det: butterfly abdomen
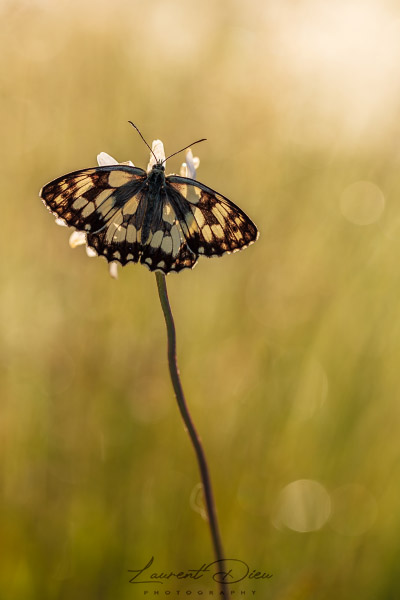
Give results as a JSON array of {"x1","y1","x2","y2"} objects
[{"x1": 140, "y1": 166, "x2": 165, "y2": 244}]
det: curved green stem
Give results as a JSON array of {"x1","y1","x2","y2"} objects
[{"x1": 155, "y1": 272, "x2": 228, "y2": 595}]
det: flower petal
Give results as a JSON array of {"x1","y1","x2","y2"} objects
[
  {"x1": 109, "y1": 262, "x2": 119, "y2": 279},
  {"x1": 147, "y1": 139, "x2": 165, "y2": 171},
  {"x1": 97, "y1": 152, "x2": 134, "y2": 167},
  {"x1": 97, "y1": 152, "x2": 119, "y2": 166},
  {"x1": 69, "y1": 231, "x2": 87, "y2": 248},
  {"x1": 180, "y1": 149, "x2": 200, "y2": 179},
  {"x1": 86, "y1": 246, "x2": 97, "y2": 257}
]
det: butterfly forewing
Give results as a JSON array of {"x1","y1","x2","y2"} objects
[
  {"x1": 40, "y1": 163, "x2": 258, "y2": 274},
  {"x1": 40, "y1": 165, "x2": 147, "y2": 233},
  {"x1": 166, "y1": 176, "x2": 259, "y2": 257}
]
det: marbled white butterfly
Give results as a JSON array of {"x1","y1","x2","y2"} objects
[{"x1": 40, "y1": 124, "x2": 259, "y2": 274}]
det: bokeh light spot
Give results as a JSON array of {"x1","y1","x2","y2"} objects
[
  {"x1": 340, "y1": 181, "x2": 385, "y2": 225},
  {"x1": 274, "y1": 479, "x2": 331, "y2": 532}
]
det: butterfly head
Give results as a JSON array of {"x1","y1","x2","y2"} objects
[{"x1": 148, "y1": 160, "x2": 166, "y2": 187}]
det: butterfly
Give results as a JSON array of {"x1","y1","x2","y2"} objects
[{"x1": 39, "y1": 125, "x2": 259, "y2": 274}]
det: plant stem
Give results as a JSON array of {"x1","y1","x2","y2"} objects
[{"x1": 155, "y1": 272, "x2": 228, "y2": 595}]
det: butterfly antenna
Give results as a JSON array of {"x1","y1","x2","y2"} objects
[
  {"x1": 128, "y1": 121, "x2": 157, "y2": 162},
  {"x1": 163, "y1": 138, "x2": 207, "y2": 164}
]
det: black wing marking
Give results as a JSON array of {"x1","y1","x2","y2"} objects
[
  {"x1": 166, "y1": 175, "x2": 259, "y2": 258},
  {"x1": 40, "y1": 165, "x2": 147, "y2": 234},
  {"x1": 87, "y1": 188, "x2": 198, "y2": 273}
]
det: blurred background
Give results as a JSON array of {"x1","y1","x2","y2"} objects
[{"x1": 2, "y1": 0, "x2": 400, "y2": 597}]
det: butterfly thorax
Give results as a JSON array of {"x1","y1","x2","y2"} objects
[
  {"x1": 140, "y1": 162, "x2": 166, "y2": 244},
  {"x1": 148, "y1": 162, "x2": 165, "y2": 184}
]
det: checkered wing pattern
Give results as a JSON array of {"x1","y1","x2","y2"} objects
[
  {"x1": 40, "y1": 165, "x2": 147, "y2": 234},
  {"x1": 40, "y1": 166, "x2": 258, "y2": 274},
  {"x1": 165, "y1": 175, "x2": 259, "y2": 259}
]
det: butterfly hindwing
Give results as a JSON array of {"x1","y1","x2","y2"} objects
[
  {"x1": 137, "y1": 192, "x2": 198, "y2": 272},
  {"x1": 85, "y1": 187, "x2": 148, "y2": 265}
]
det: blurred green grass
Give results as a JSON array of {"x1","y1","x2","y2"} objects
[{"x1": 2, "y1": 0, "x2": 400, "y2": 598}]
